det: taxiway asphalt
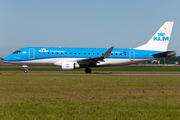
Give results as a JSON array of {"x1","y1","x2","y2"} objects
[{"x1": 2, "y1": 73, "x2": 180, "y2": 75}]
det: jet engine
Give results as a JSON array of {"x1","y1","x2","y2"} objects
[{"x1": 61, "y1": 62, "x2": 80, "y2": 70}]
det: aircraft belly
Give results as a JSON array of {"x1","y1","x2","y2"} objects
[
  {"x1": 13, "y1": 58, "x2": 86, "y2": 66},
  {"x1": 7, "y1": 58, "x2": 155, "y2": 67}
]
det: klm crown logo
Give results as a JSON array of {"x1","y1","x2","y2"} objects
[
  {"x1": 65, "y1": 64, "x2": 69, "y2": 68},
  {"x1": 157, "y1": 32, "x2": 165, "y2": 36},
  {"x1": 39, "y1": 48, "x2": 49, "y2": 52},
  {"x1": 153, "y1": 31, "x2": 169, "y2": 41}
]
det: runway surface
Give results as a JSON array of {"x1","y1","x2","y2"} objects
[{"x1": 1, "y1": 73, "x2": 180, "y2": 75}]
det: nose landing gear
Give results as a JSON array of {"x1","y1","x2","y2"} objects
[
  {"x1": 24, "y1": 68, "x2": 28, "y2": 73},
  {"x1": 22, "y1": 65, "x2": 28, "y2": 73}
]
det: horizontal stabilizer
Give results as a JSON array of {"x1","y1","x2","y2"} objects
[{"x1": 152, "y1": 51, "x2": 176, "y2": 57}]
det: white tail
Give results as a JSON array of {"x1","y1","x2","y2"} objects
[{"x1": 134, "y1": 22, "x2": 174, "y2": 51}]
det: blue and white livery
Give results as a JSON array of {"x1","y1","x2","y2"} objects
[{"x1": 3, "y1": 22, "x2": 176, "y2": 73}]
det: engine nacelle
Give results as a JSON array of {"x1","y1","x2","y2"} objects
[{"x1": 61, "y1": 62, "x2": 80, "y2": 70}]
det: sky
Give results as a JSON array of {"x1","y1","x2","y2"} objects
[{"x1": 0, "y1": 0, "x2": 180, "y2": 58}]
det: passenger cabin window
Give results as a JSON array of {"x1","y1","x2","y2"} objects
[
  {"x1": 74, "y1": 53, "x2": 76, "y2": 55},
  {"x1": 111, "y1": 53, "x2": 113, "y2": 55},
  {"x1": 61, "y1": 52, "x2": 63, "y2": 54},
  {"x1": 39, "y1": 52, "x2": 41, "y2": 54},
  {"x1": 97, "y1": 53, "x2": 99, "y2": 55},
  {"x1": 84, "y1": 53, "x2": 86, "y2": 55},
  {"x1": 43, "y1": 52, "x2": 45, "y2": 54},
  {"x1": 88, "y1": 53, "x2": 90, "y2": 55},
  {"x1": 52, "y1": 52, "x2": 54, "y2": 54},
  {"x1": 57, "y1": 52, "x2": 58, "y2": 54}
]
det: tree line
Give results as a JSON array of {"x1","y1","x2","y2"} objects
[{"x1": 159, "y1": 56, "x2": 180, "y2": 64}]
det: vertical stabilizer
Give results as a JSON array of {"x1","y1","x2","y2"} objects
[{"x1": 134, "y1": 22, "x2": 174, "y2": 51}]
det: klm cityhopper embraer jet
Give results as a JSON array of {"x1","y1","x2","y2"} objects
[{"x1": 3, "y1": 22, "x2": 176, "y2": 73}]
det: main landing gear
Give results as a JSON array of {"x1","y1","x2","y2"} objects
[{"x1": 85, "y1": 68, "x2": 91, "y2": 73}]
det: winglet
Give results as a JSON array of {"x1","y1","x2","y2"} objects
[{"x1": 103, "y1": 46, "x2": 114, "y2": 58}]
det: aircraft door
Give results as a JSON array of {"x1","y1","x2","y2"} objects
[
  {"x1": 29, "y1": 48, "x2": 35, "y2": 59},
  {"x1": 129, "y1": 50, "x2": 135, "y2": 61}
]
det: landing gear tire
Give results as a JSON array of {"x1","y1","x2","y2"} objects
[
  {"x1": 24, "y1": 68, "x2": 28, "y2": 73},
  {"x1": 85, "y1": 68, "x2": 91, "y2": 73}
]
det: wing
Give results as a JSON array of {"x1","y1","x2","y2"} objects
[{"x1": 77, "y1": 46, "x2": 114, "y2": 64}]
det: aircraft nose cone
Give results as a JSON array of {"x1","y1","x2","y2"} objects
[{"x1": 3, "y1": 56, "x2": 11, "y2": 62}]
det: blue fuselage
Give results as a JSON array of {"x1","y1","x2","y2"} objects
[{"x1": 4, "y1": 47, "x2": 168, "y2": 67}]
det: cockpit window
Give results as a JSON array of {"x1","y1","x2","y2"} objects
[
  {"x1": 13, "y1": 50, "x2": 21, "y2": 54},
  {"x1": 17, "y1": 51, "x2": 21, "y2": 54}
]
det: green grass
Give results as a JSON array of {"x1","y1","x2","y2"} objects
[{"x1": 0, "y1": 74, "x2": 180, "y2": 119}]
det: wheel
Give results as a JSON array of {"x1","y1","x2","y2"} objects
[
  {"x1": 85, "y1": 68, "x2": 91, "y2": 73},
  {"x1": 24, "y1": 69, "x2": 28, "y2": 73}
]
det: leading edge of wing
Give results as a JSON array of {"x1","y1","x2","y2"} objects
[{"x1": 77, "y1": 46, "x2": 114, "y2": 63}]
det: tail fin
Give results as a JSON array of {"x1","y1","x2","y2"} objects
[{"x1": 134, "y1": 22, "x2": 174, "y2": 51}]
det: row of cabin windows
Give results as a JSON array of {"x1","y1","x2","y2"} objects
[{"x1": 39, "y1": 52, "x2": 126, "y2": 56}]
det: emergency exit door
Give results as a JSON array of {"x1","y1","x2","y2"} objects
[
  {"x1": 29, "y1": 48, "x2": 35, "y2": 59},
  {"x1": 129, "y1": 50, "x2": 135, "y2": 61}
]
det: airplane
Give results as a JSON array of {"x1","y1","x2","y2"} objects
[{"x1": 3, "y1": 21, "x2": 176, "y2": 73}]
